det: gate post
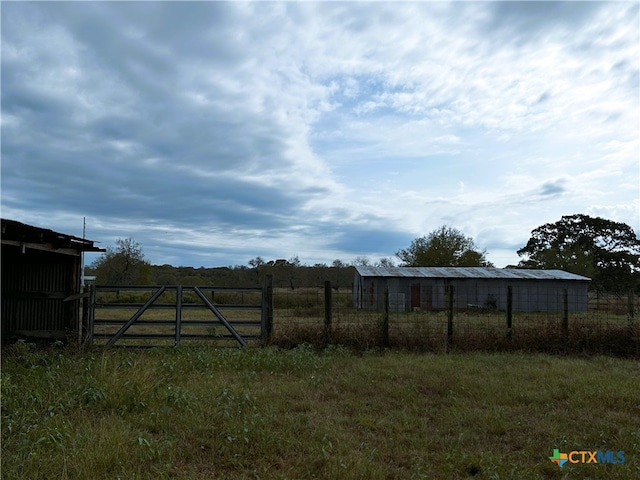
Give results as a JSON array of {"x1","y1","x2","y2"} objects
[
  {"x1": 323, "y1": 281, "x2": 332, "y2": 347},
  {"x1": 86, "y1": 283, "x2": 96, "y2": 346},
  {"x1": 262, "y1": 275, "x2": 274, "y2": 342},
  {"x1": 175, "y1": 285, "x2": 182, "y2": 346},
  {"x1": 81, "y1": 285, "x2": 89, "y2": 344}
]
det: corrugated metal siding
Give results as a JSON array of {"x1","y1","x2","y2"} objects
[
  {"x1": 1, "y1": 244, "x2": 79, "y2": 335},
  {"x1": 353, "y1": 271, "x2": 590, "y2": 312}
]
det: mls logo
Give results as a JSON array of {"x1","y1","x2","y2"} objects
[
  {"x1": 549, "y1": 449, "x2": 568, "y2": 468},
  {"x1": 549, "y1": 449, "x2": 625, "y2": 468}
]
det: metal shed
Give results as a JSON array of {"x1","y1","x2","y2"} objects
[
  {"x1": 353, "y1": 266, "x2": 591, "y2": 313},
  {"x1": 1, "y1": 219, "x2": 105, "y2": 340}
]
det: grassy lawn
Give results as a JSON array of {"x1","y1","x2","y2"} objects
[{"x1": 2, "y1": 344, "x2": 638, "y2": 479}]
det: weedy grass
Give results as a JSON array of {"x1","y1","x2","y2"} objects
[
  {"x1": 273, "y1": 309, "x2": 639, "y2": 357},
  {"x1": 2, "y1": 342, "x2": 639, "y2": 479}
]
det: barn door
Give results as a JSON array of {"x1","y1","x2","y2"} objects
[{"x1": 411, "y1": 283, "x2": 421, "y2": 309}]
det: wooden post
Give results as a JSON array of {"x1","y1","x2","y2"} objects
[
  {"x1": 81, "y1": 286, "x2": 89, "y2": 344},
  {"x1": 382, "y1": 285, "x2": 390, "y2": 348},
  {"x1": 447, "y1": 285, "x2": 454, "y2": 346},
  {"x1": 324, "y1": 281, "x2": 332, "y2": 346},
  {"x1": 506, "y1": 285, "x2": 513, "y2": 339},
  {"x1": 562, "y1": 288, "x2": 569, "y2": 336},
  {"x1": 87, "y1": 284, "x2": 96, "y2": 346},
  {"x1": 175, "y1": 285, "x2": 182, "y2": 346},
  {"x1": 261, "y1": 275, "x2": 274, "y2": 342},
  {"x1": 628, "y1": 290, "x2": 635, "y2": 324}
]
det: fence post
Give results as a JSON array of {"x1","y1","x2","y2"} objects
[
  {"x1": 628, "y1": 290, "x2": 635, "y2": 325},
  {"x1": 175, "y1": 285, "x2": 182, "y2": 346},
  {"x1": 382, "y1": 285, "x2": 390, "y2": 348},
  {"x1": 324, "y1": 281, "x2": 332, "y2": 346},
  {"x1": 447, "y1": 285, "x2": 454, "y2": 347},
  {"x1": 506, "y1": 285, "x2": 513, "y2": 339},
  {"x1": 261, "y1": 275, "x2": 274, "y2": 342},
  {"x1": 562, "y1": 289, "x2": 569, "y2": 336}
]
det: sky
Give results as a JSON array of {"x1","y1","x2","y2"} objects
[{"x1": 2, "y1": 1, "x2": 639, "y2": 269}]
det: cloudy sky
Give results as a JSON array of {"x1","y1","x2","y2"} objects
[{"x1": 2, "y1": 1, "x2": 638, "y2": 268}]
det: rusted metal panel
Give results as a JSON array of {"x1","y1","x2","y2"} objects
[
  {"x1": 2, "y1": 245, "x2": 78, "y2": 336},
  {"x1": 1, "y1": 219, "x2": 105, "y2": 339},
  {"x1": 1, "y1": 219, "x2": 104, "y2": 253}
]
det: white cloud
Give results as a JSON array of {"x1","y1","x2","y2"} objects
[{"x1": 1, "y1": 1, "x2": 638, "y2": 268}]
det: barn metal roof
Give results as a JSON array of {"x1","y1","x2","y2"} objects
[{"x1": 354, "y1": 266, "x2": 591, "y2": 281}]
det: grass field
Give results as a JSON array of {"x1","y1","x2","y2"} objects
[{"x1": 2, "y1": 344, "x2": 638, "y2": 479}]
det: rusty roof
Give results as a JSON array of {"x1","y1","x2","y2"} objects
[
  {"x1": 354, "y1": 266, "x2": 591, "y2": 281},
  {"x1": 1, "y1": 218, "x2": 105, "y2": 252}
]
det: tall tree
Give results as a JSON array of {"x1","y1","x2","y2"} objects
[
  {"x1": 91, "y1": 237, "x2": 152, "y2": 285},
  {"x1": 396, "y1": 226, "x2": 492, "y2": 267},
  {"x1": 516, "y1": 214, "x2": 640, "y2": 291},
  {"x1": 248, "y1": 256, "x2": 265, "y2": 268}
]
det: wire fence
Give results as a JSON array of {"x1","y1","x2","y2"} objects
[
  {"x1": 82, "y1": 279, "x2": 638, "y2": 356},
  {"x1": 269, "y1": 283, "x2": 639, "y2": 356}
]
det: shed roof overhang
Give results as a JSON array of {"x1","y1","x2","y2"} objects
[{"x1": 1, "y1": 219, "x2": 106, "y2": 256}]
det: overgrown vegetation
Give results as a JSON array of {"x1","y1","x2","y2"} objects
[{"x1": 2, "y1": 344, "x2": 639, "y2": 479}]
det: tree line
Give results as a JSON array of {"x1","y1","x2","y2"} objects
[
  {"x1": 88, "y1": 214, "x2": 640, "y2": 292},
  {"x1": 86, "y1": 240, "x2": 356, "y2": 289}
]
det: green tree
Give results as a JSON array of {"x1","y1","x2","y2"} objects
[
  {"x1": 396, "y1": 226, "x2": 492, "y2": 267},
  {"x1": 91, "y1": 237, "x2": 152, "y2": 285},
  {"x1": 517, "y1": 214, "x2": 640, "y2": 292},
  {"x1": 248, "y1": 256, "x2": 266, "y2": 268}
]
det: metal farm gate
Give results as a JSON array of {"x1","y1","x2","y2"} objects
[{"x1": 87, "y1": 283, "x2": 273, "y2": 347}]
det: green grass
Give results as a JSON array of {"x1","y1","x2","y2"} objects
[{"x1": 2, "y1": 343, "x2": 639, "y2": 479}]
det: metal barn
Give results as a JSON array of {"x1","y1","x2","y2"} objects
[
  {"x1": 1, "y1": 219, "x2": 104, "y2": 340},
  {"x1": 353, "y1": 266, "x2": 591, "y2": 313}
]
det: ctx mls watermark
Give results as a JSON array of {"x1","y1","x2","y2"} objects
[{"x1": 549, "y1": 449, "x2": 625, "y2": 468}]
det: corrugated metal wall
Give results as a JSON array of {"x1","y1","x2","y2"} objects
[
  {"x1": 1, "y1": 244, "x2": 80, "y2": 336},
  {"x1": 354, "y1": 274, "x2": 589, "y2": 312}
]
